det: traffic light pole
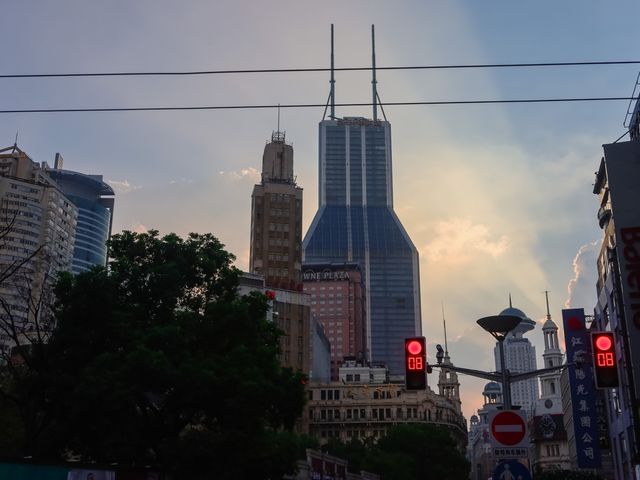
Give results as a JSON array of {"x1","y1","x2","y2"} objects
[{"x1": 428, "y1": 359, "x2": 567, "y2": 409}]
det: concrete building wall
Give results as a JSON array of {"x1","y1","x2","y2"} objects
[
  {"x1": 592, "y1": 140, "x2": 640, "y2": 480},
  {"x1": 305, "y1": 363, "x2": 467, "y2": 452},
  {"x1": 0, "y1": 146, "x2": 77, "y2": 353}
]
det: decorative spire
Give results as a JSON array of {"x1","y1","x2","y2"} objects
[
  {"x1": 544, "y1": 290, "x2": 551, "y2": 320},
  {"x1": 442, "y1": 302, "x2": 449, "y2": 356},
  {"x1": 509, "y1": 292, "x2": 513, "y2": 308}
]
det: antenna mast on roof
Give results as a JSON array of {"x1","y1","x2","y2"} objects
[
  {"x1": 322, "y1": 24, "x2": 337, "y2": 121},
  {"x1": 272, "y1": 103, "x2": 285, "y2": 143},
  {"x1": 371, "y1": 25, "x2": 378, "y2": 122},
  {"x1": 330, "y1": 24, "x2": 336, "y2": 120}
]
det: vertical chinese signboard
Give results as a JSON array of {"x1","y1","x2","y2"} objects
[{"x1": 562, "y1": 308, "x2": 601, "y2": 468}]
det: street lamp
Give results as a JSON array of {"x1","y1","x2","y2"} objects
[
  {"x1": 476, "y1": 315, "x2": 522, "y2": 410},
  {"x1": 428, "y1": 313, "x2": 564, "y2": 412}
]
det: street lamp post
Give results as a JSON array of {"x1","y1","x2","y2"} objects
[
  {"x1": 476, "y1": 315, "x2": 522, "y2": 410},
  {"x1": 433, "y1": 314, "x2": 566, "y2": 411}
]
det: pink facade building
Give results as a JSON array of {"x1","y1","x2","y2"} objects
[{"x1": 302, "y1": 264, "x2": 366, "y2": 380}]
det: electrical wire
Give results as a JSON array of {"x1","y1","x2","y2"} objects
[
  {"x1": 0, "y1": 60, "x2": 639, "y2": 79},
  {"x1": 0, "y1": 97, "x2": 633, "y2": 114}
]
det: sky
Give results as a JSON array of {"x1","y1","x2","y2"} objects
[{"x1": 2, "y1": 0, "x2": 639, "y2": 423}]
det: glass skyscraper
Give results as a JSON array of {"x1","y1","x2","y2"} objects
[
  {"x1": 303, "y1": 116, "x2": 421, "y2": 375},
  {"x1": 48, "y1": 155, "x2": 114, "y2": 274}
]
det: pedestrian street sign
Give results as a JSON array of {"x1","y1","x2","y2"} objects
[{"x1": 492, "y1": 460, "x2": 531, "y2": 480}]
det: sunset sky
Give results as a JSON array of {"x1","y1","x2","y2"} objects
[{"x1": 2, "y1": 0, "x2": 639, "y2": 421}]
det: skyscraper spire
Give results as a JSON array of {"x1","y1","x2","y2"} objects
[
  {"x1": 304, "y1": 29, "x2": 421, "y2": 374},
  {"x1": 371, "y1": 24, "x2": 378, "y2": 122},
  {"x1": 330, "y1": 24, "x2": 336, "y2": 120},
  {"x1": 509, "y1": 292, "x2": 513, "y2": 308}
]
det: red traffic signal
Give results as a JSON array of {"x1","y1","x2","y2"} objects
[
  {"x1": 405, "y1": 337, "x2": 426, "y2": 390},
  {"x1": 591, "y1": 332, "x2": 619, "y2": 389}
]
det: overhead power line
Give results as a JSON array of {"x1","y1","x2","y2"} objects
[
  {"x1": 1, "y1": 60, "x2": 639, "y2": 79},
  {"x1": 0, "y1": 97, "x2": 634, "y2": 114}
]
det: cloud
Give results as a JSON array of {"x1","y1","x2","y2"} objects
[
  {"x1": 422, "y1": 218, "x2": 509, "y2": 265},
  {"x1": 565, "y1": 240, "x2": 601, "y2": 309},
  {"x1": 218, "y1": 167, "x2": 261, "y2": 183},
  {"x1": 107, "y1": 179, "x2": 142, "y2": 194},
  {"x1": 169, "y1": 178, "x2": 195, "y2": 185},
  {"x1": 132, "y1": 223, "x2": 149, "y2": 234}
]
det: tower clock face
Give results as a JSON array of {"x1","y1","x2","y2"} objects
[
  {"x1": 539, "y1": 413, "x2": 557, "y2": 439},
  {"x1": 545, "y1": 399, "x2": 553, "y2": 409}
]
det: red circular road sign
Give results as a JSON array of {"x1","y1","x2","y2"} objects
[{"x1": 491, "y1": 411, "x2": 526, "y2": 446}]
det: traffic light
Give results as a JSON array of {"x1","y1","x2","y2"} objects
[
  {"x1": 405, "y1": 337, "x2": 426, "y2": 390},
  {"x1": 591, "y1": 332, "x2": 619, "y2": 389}
]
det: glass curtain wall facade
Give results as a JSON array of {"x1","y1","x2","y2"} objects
[
  {"x1": 303, "y1": 117, "x2": 421, "y2": 375},
  {"x1": 47, "y1": 170, "x2": 114, "y2": 274}
]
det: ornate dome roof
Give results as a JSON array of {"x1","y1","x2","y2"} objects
[
  {"x1": 483, "y1": 381, "x2": 502, "y2": 394},
  {"x1": 542, "y1": 317, "x2": 558, "y2": 330},
  {"x1": 499, "y1": 306, "x2": 527, "y2": 318},
  {"x1": 498, "y1": 306, "x2": 536, "y2": 334}
]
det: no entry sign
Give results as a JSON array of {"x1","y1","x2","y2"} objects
[{"x1": 488, "y1": 410, "x2": 528, "y2": 448}]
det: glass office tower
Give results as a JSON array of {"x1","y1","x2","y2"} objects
[
  {"x1": 303, "y1": 116, "x2": 421, "y2": 375},
  {"x1": 48, "y1": 159, "x2": 114, "y2": 274}
]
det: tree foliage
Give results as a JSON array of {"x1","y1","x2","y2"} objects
[
  {"x1": 324, "y1": 424, "x2": 470, "y2": 480},
  {"x1": 534, "y1": 470, "x2": 605, "y2": 480},
  {"x1": 0, "y1": 230, "x2": 308, "y2": 479}
]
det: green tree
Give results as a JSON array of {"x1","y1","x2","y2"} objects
[
  {"x1": 534, "y1": 470, "x2": 605, "y2": 480},
  {"x1": 0, "y1": 230, "x2": 307, "y2": 479},
  {"x1": 325, "y1": 424, "x2": 469, "y2": 480},
  {"x1": 375, "y1": 424, "x2": 469, "y2": 480}
]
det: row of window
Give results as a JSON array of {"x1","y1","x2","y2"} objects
[
  {"x1": 278, "y1": 350, "x2": 304, "y2": 365},
  {"x1": 318, "y1": 429, "x2": 386, "y2": 439},
  {"x1": 269, "y1": 208, "x2": 290, "y2": 218},
  {"x1": 9, "y1": 183, "x2": 40, "y2": 195},
  {"x1": 268, "y1": 253, "x2": 289, "y2": 262},
  {"x1": 312, "y1": 406, "x2": 420, "y2": 421},
  {"x1": 267, "y1": 268, "x2": 289, "y2": 277}
]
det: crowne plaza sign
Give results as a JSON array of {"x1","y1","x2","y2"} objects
[{"x1": 303, "y1": 269, "x2": 351, "y2": 282}]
